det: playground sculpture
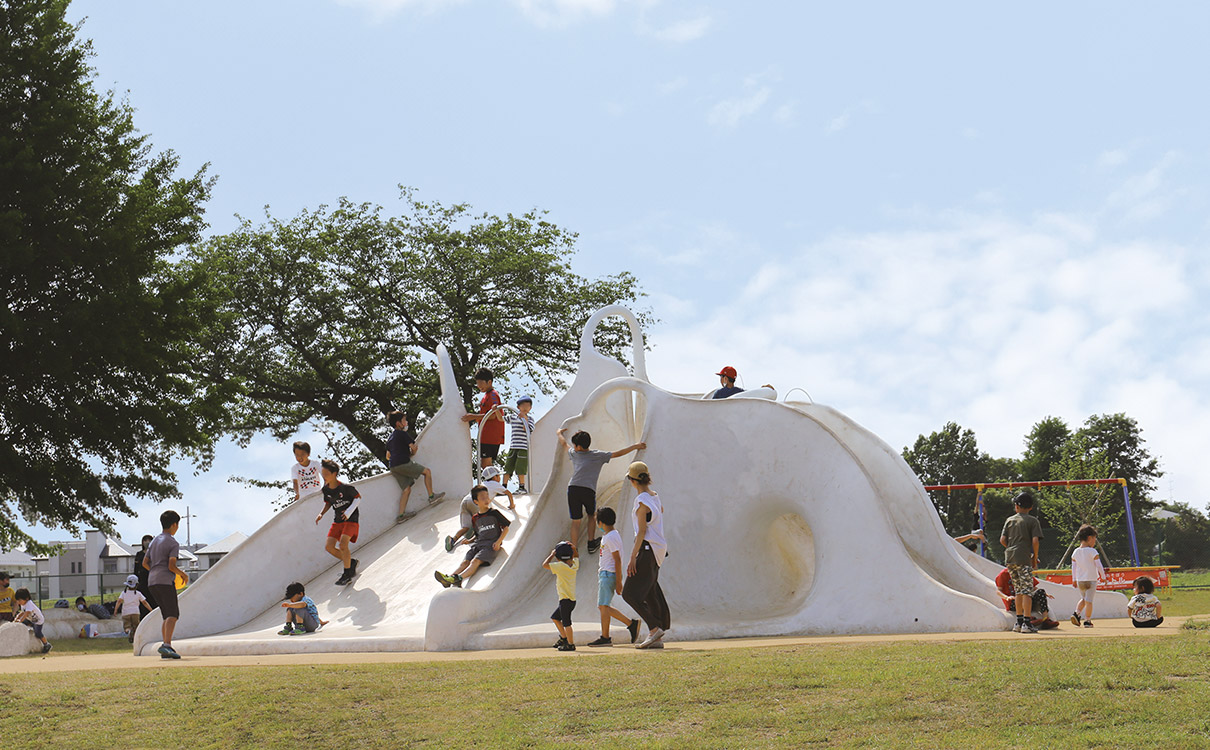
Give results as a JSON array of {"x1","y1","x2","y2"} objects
[{"x1": 134, "y1": 306, "x2": 1127, "y2": 656}]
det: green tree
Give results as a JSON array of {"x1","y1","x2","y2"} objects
[
  {"x1": 1018, "y1": 416, "x2": 1071, "y2": 481},
  {"x1": 187, "y1": 193, "x2": 649, "y2": 488},
  {"x1": 0, "y1": 0, "x2": 226, "y2": 550},
  {"x1": 1039, "y1": 436, "x2": 1120, "y2": 564},
  {"x1": 903, "y1": 422, "x2": 992, "y2": 535},
  {"x1": 1074, "y1": 413, "x2": 1162, "y2": 508}
]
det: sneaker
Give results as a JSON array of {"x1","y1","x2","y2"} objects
[
  {"x1": 553, "y1": 637, "x2": 567, "y2": 649},
  {"x1": 444, "y1": 535, "x2": 455, "y2": 553},
  {"x1": 1011, "y1": 622, "x2": 1021, "y2": 633},
  {"x1": 395, "y1": 511, "x2": 417, "y2": 525},
  {"x1": 1083, "y1": 620, "x2": 1094, "y2": 628},
  {"x1": 1022, "y1": 622, "x2": 1039, "y2": 634},
  {"x1": 277, "y1": 626, "x2": 294, "y2": 636},
  {"x1": 336, "y1": 571, "x2": 351, "y2": 586},
  {"x1": 350, "y1": 558, "x2": 359, "y2": 575},
  {"x1": 587, "y1": 636, "x2": 613, "y2": 647},
  {"x1": 451, "y1": 574, "x2": 463, "y2": 588},
  {"x1": 645, "y1": 641, "x2": 664, "y2": 649},
  {"x1": 41, "y1": 642, "x2": 52, "y2": 654},
  {"x1": 435, "y1": 571, "x2": 454, "y2": 588},
  {"x1": 1070, "y1": 613, "x2": 1082, "y2": 626},
  {"x1": 587, "y1": 537, "x2": 601, "y2": 554},
  {"x1": 627, "y1": 619, "x2": 640, "y2": 644},
  {"x1": 557, "y1": 642, "x2": 577, "y2": 652},
  {"x1": 158, "y1": 645, "x2": 180, "y2": 659},
  {"x1": 637, "y1": 627, "x2": 665, "y2": 648},
  {"x1": 517, "y1": 485, "x2": 527, "y2": 494},
  {"x1": 289, "y1": 627, "x2": 309, "y2": 635},
  {"x1": 428, "y1": 492, "x2": 446, "y2": 504}
]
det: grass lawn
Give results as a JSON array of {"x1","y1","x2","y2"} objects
[{"x1": 2, "y1": 633, "x2": 1209, "y2": 749}]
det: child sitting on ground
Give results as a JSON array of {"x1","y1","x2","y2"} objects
[
  {"x1": 445, "y1": 467, "x2": 515, "y2": 552},
  {"x1": 114, "y1": 575, "x2": 151, "y2": 643},
  {"x1": 587, "y1": 507, "x2": 639, "y2": 646},
  {"x1": 544, "y1": 541, "x2": 579, "y2": 652},
  {"x1": 1127, "y1": 576, "x2": 1164, "y2": 628},
  {"x1": 13, "y1": 588, "x2": 51, "y2": 653},
  {"x1": 435, "y1": 486, "x2": 511, "y2": 588},
  {"x1": 1069, "y1": 524, "x2": 1106, "y2": 627},
  {"x1": 279, "y1": 582, "x2": 329, "y2": 635},
  {"x1": 994, "y1": 568, "x2": 1060, "y2": 630}
]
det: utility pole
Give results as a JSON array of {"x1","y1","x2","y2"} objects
[{"x1": 184, "y1": 505, "x2": 198, "y2": 548}]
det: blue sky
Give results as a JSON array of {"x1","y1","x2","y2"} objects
[{"x1": 29, "y1": 0, "x2": 1210, "y2": 546}]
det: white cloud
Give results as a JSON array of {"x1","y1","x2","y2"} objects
[
  {"x1": 773, "y1": 101, "x2": 797, "y2": 127},
  {"x1": 646, "y1": 13, "x2": 712, "y2": 42},
  {"x1": 1098, "y1": 148, "x2": 1130, "y2": 169},
  {"x1": 825, "y1": 110, "x2": 850, "y2": 134},
  {"x1": 1103, "y1": 151, "x2": 1182, "y2": 223},
  {"x1": 512, "y1": 0, "x2": 616, "y2": 27},
  {"x1": 646, "y1": 203, "x2": 1210, "y2": 513},
  {"x1": 657, "y1": 76, "x2": 689, "y2": 95},
  {"x1": 334, "y1": 0, "x2": 464, "y2": 20},
  {"x1": 708, "y1": 86, "x2": 772, "y2": 130}
]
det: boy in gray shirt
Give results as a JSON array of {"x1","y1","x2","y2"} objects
[
  {"x1": 1000, "y1": 492, "x2": 1044, "y2": 634},
  {"x1": 143, "y1": 509, "x2": 188, "y2": 658},
  {"x1": 555, "y1": 428, "x2": 645, "y2": 553}
]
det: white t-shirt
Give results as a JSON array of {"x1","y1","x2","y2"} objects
[
  {"x1": 598, "y1": 529, "x2": 623, "y2": 573},
  {"x1": 1071, "y1": 546, "x2": 1105, "y2": 582},
  {"x1": 1128, "y1": 592, "x2": 1161, "y2": 621},
  {"x1": 292, "y1": 461, "x2": 323, "y2": 497},
  {"x1": 116, "y1": 589, "x2": 147, "y2": 616},
  {"x1": 20, "y1": 600, "x2": 44, "y2": 625},
  {"x1": 632, "y1": 491, "x2": 667, "y2": 567}
]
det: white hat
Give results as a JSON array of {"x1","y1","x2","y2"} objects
[
  {"x1": 482, "y1": 466, "x2": 502, "y2": 480},
  {"x1": 125, "y1": 574, "x2": 139, "y2": 587}
]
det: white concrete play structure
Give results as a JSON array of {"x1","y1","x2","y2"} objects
[{"x1": 134, "y1": 306, "x2": 1127, "y2": 656}]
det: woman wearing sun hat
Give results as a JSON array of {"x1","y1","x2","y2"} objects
[{"x1": 622, "y1": 460, "x2": 671, "y2": 649}]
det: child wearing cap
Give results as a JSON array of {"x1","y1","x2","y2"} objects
[
  {"x1": 279, "y1": 581, "x2": 329, "y2": 635},
  {"x1": 435, "y1": 486, "x2": 511, "y2": 588},
  {"x1": 1000, "y1": 492, "x2": 1043, "y2": 634},
  {"x1": 502, "y1": 396, "x2": 536, "y2": 494},
  {"x1": 13, "y1": 588, "x2": 51, "y2": 653},
  {"x1": 555, "y1": 427, "x2": 646, "y2": 554},
  {"x1": 712, "y1": 366, "x2": 745, "y2": 399},
  {"x1": 445, "y1": 469, "x2": 515, "y2": 552},
  {"x1": 544, "y1": 541, "x2": 579, "y2": 652},
  {"x1": 114, "y1": 574, "x2": 151, "y2": 643}
]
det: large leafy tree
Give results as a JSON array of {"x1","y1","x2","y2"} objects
[
  {"x1": 186, "y1": 193, "x2": 649, "y2": 484},
  {"x1": 0, "y1": 0, "x2": 228, "y2": 550},
  {"x1": 902, "y1": 422, "x2": 994, "y2": 535}
]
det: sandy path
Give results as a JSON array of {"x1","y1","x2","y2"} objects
[{"x1": 0, "y1": 616, "x2": 1186, "y2": 675}]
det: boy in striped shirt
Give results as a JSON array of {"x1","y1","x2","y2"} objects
[{"x1": 502, "y1": 396, "x2": 536, "y2": 494}]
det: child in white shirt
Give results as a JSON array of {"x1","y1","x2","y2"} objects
[
  {"x1": 1069, "y1": 524, "x2": 1105, "y2": 627},
  {"x1": 1127, "y1": 576, "x2": 1164, "y2": 628},
  {"x1": 114, "y1": 574, "x2": 151, "y2": 643},
  {"x1": 13, "y1": 588, "x2": 50, "y2": 653},
  {"x1": 587, "y1": 507, "x2": 639, "y2": 647}
]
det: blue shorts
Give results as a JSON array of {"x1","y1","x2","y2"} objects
[{"x1": 598, "y1": 570, "x2": 618, "y2": 607}]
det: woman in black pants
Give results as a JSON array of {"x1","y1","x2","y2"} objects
[{"x1": 622, "y1": 461, "x2": 670, "y2": 649}]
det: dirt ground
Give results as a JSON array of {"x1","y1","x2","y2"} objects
[{"x1": 0, "y1": 615, "x2": 1186, "y2": 675}]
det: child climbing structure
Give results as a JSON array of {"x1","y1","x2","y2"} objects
[{"x1": 134, "y1": 306, "x2": 1127, "y2": 656}]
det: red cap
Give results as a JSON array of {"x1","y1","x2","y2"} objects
[{"x1": 716, "y1": 366, "x2": 738, "y2": 379}]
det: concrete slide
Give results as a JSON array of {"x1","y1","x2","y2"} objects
[{"x1": 137, "y1": 305, "x2": 1122, "y2": 657}]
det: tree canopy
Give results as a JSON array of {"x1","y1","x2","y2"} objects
[
  {"x1": 185, "y1": 192, "x2": 649, "y2": 485},
  {"x1": 0, "y1": 0, "x2": 228, "y2": 551}
]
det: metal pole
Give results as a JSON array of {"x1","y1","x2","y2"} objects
[
  {"x1": 976, "y1": 488, "x2": 986, "y2": 558},
  {"x1": 1120, "y1": 480, "x2": 1141, "y2": 566}
]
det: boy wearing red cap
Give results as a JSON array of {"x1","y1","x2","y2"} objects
[{"x1": 712, "y1": 366, "x2": 745, "y2": 399}]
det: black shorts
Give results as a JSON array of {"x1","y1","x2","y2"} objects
[
  {"x1": 567, "y1": 485, "x2": 596, "y2": 520},
  {"x1": 480, "y1": 442, "x2": 501, "y2": 460},
  {"x1": 149, "y1": 584, "x2": 180, "y2": 620},
  {"x1": 551, "y1": 598, "x2": 576, "y2": 627}
]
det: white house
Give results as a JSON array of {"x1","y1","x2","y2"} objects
[{"x1": 193, "y1": 532, "x2": 248, "y2": 571}]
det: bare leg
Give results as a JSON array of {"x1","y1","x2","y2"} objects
[
  {"x1": 422, "y1": 468, "x2": 434, "y2": 496},
  {"x1": 1018, "y1": 593, "x2": 1031, "y2": 621},
  {"x1": 570, "y1": 518, "x2": 582, "y2": 546},
  {"x1": 586, "y1": 512, "x2": 597, "y2": 542},
  {"x1": 460, "y1": 559, "x2": 484, "y2": 582},
  {"x1": 324, "y1": 538, "x2": 343, "y2": 561},
  {"x1": 398, "y1": 485, "x2": 414, "y2": 516},
  {"x1": 338, "y1": 536, "x2": 352, "y2": 568},
  {"x1": 163, "y1": 616, "x2": 177, "y2": 647},
  {"x1": 480, "y1": 456, "x2": 492, "y2": 469}
]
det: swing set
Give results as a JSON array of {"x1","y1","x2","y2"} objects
[
  {"x1": 924, "y1": 478, "x2": 1179, "y2": 591},
  {"x1": 923, "y1": 478, "x2": 1141, "y2": 565}
]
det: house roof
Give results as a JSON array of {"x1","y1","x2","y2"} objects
[
  {"x1": 195, "y1": 532, "x2": 248, "y2": 556},
  {"x1": 101, "y1": 537, "x2": 136, "y2": 558},
  {"x1": 0, "y1": 549, "x2": 35, "y2": 568}
]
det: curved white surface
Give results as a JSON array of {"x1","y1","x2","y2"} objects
[{"x1": 139, "y1": 305, "x2": 1125, "y2": 657}]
